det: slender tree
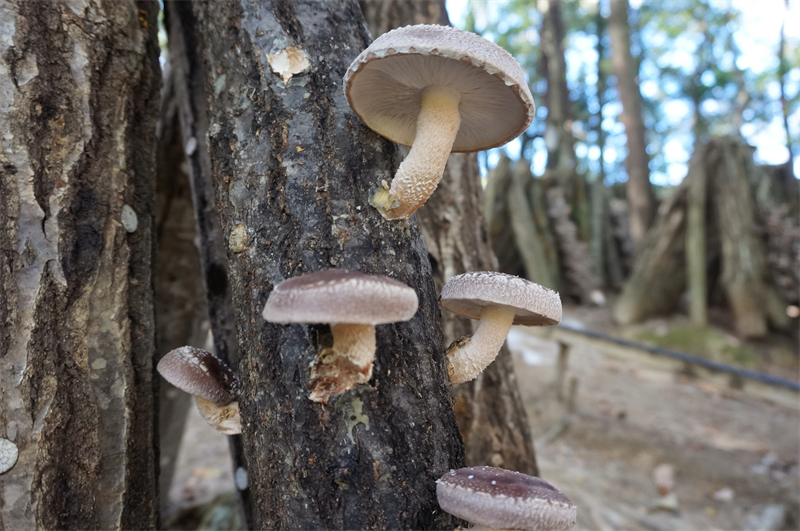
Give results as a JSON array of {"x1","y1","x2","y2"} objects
[
  {"x1": 609, "y1": 0, "x2": 655, "y2": 245},
  {"x1": 167, "y1": 1, "x2": 463, "y2": 528},
  {"x1": 0, "y1": 1, "x2": 160, "y2": 529}
]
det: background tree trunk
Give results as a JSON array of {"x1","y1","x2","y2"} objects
[
  {"x1": 167, "y1": 1, "x2": 463, "y2": 529},
  {"x1": 154, "y1": 62, "x2": 212, "y2": 511},
  {"x1": 609, "y1": 0, "x2": 655, "y2": 245},
  {"x1": 0, "y1": 1, "x2": 160, "y2": 529},
  {"x1": 360, "y1": 0, "x2": 540, "y2": 476}
]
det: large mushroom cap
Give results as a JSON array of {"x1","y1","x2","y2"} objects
[
  {"x1": 157, "y1": 346, "x2": 238, "y2": 406},
  {"x1": 262, "y1": 269, "x2": 419, "y2": 325},
  {"x1": 345, "y1": 24, "x2": 534, "y2": 152},
  {"x1": 440, "y1": 271, "x2": 561, "y2": 326},
  {"x1": 437, "y1": 466, "x2": 577, "y2": 531}
]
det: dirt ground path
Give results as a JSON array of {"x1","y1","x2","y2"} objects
[{"x1": 507, "y1": 318, "x2": 800, "y2": 531}]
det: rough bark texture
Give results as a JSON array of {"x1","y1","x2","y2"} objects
[
  {"x1": 359, "y1": 0, "x2": 447, "y2": 37},
  {"x1": 0, "y1": 1, "x2": 160, "y2": 529},
  {"x1": 417, "y1": 154, "x2": 539, "y2": 477},
  {"x1": 609, "y1": 0, "x2": 655, "y2": 245},
  {"x1": 165, "y1": 3, "x2": 256, "y2": 526},
  {"x1": 358, "y1": 0, "x2": 539, "y2": 476},
  {"x1": 167, "y1": 1, "x2": 463, "y2": 529},
  {"x1": 154, "y1": 62, "x2": 211, "y2": 510}
]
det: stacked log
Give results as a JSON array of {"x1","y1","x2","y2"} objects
[{"x1": 614, "y1": 137, "x2": 795, "y2": 337}]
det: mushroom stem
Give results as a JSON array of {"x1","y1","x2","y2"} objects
[
  {"x1": 195, "y1": 397, "x2": 241, "y2": 435},
  {"x1": 370, "y1": 85, "x2": 461, "y2": 219},
  {"x1": 309, "y1": 323, "x2": 377, "y2": 403},
  {"x1": 446, "y1": 305, "x2": 516, "y2": 384},
  {"x1": 330, "y1": 323, "x2": 376, "y2": 368}
]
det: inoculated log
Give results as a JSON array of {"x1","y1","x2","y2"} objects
[
  {"x1": 547, "y1": 187, "x2": 597, "y2": 303},
  {"x1": 0, "y1": 2, "x2": 160, "y2": 528},
  {"x1": 167, "y1": 2, "x2": 463, "y2": 529},
  {"x1": 508, "y1": 161, "x2": 558, "y2": 290},
  {"x1": 613, "y1": 184, "x2": 689, "y2": 325},
  {"x1": 485, "y1": 155, "x2": 526, "y2": 278},
  {"x1": 154, "y1": 62, "x2": 214, "y2": 510},
  {"x1": 711, "y1": 140, "x2": 788, "y2": 337},
  {"x1": 361, "y1": 0, "x2": 540, "y2": 477}
]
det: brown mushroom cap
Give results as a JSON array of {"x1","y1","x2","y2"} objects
[
  {"x1": 437, "y1": 466, "x2": 577, "y2": 531},
  {"x1": 440, "y1": 271, "x2": 561, "y2": 326},
  {"x1": 345, "y1": 24, "x2": 534, "y2": 152},
  {"x1": 157, "y1": 346, "x2": 238, "y2": 406},
  {"x1": 262, "y1": 269, "x2": 418, "y2": 325}
]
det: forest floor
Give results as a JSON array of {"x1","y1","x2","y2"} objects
[{"x1": 164, "y1": 307, "x2": 800, "y2": 531}]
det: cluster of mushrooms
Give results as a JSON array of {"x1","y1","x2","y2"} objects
[{"x1": 158, "y1": 24, "x2": 576, "y2": 531}]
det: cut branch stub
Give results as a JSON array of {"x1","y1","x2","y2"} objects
[
  {"x1": 262, "y1": 269, "x2": 419, "y2": 403},
  {"x1": 440, "y1": 271, "x2": 562, "y2": 384},
  {"x1": 345, "y1": 24, "x2": 534, "y2": 219}
]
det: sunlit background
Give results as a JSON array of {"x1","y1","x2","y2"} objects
[{"x1": 447, "y1": 0, "x2": 799, "y2": 186}]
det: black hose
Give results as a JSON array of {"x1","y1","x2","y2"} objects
[{"x1": 557, "y1": 324, "x2": 800, "y2": 393}]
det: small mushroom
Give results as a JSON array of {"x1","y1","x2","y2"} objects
[
  {"x1": 0, "y1": 438, "x2": 19, "y2": 475},
  {"x1": 440, "y1": 271, "x2": 561, "y2": 384},
  {"x1": 262, "y1": 269, "x2": 418, "y2": 403},
  {"x1": 157, "y1": 346, "x2": 241, "y2": 435},
  {"x1": 436, "y1": 466, "x2": 577, "y2": 531},
  {"x1": 345, "y1": 24, "x2": 534, "y2": 219}
]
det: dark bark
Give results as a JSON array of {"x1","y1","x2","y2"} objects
[
  {"x1": 359, "y1": 0, "x2": 541, "y2": 476},
  {"x1": 0, "y1": 1, "x2": 160, "y2": 529},
  {"x1": 154, "y1": 62, "x2": 211, "y2": 510},
  {"x1": 166, "y1": 1, "x2": 463, "y2": 529},
  {"x1": 609, "y1": 0, "x2": 655, "y2": 245}
]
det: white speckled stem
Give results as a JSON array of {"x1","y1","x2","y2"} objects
[
  {"x1": 376, "y1": 86, "x2": 461, "y2": 219},
  {"x1": 447, "y1": 306, "x2": 516, "y2": 384},
  {"x1": 195, "y1": 397, "x2": 241, "y2": 435},
  {"x1": 331, "y1": 323, "x2": 376, "y2": 368}
]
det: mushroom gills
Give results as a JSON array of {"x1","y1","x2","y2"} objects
[
  {"x1": 446, "y1": 305, "x2": 516, "y2": 384},
  {"x1": 370, "y1": 85, "x2": 461, "y2": 219}
]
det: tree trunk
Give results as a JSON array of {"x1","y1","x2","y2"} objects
[
  {"x1": 686, "y1": 143, "x2": 709, "y2": 325},
  {"x1": 0, "y1": 1, "x2": 160, "y2": 529},
  {"x1": 507, "y1": 161, "x2": 557, "y2": 291},
  {"x1": 164, "y1": 4, "x2": 266, "y2": 527},
  {"x1": 363, "y1": 3, "x2": 545, "y2": 473},
  {"x1": 485, "y1": 156, "x2": 525, "y2": 278},
  {"x1": 167, "y1": 2, "x2": 463, "y2": 529},
  {"x1": 359, "y1": 0, "x2": 448, "y2": 37},
  {"x1": 609, "y1": 0, "x2": 655, "y2": 245},
  {"x1": 154, "y1": 62, "x2": 211, "y2": 511},
  {"x1": 711, "y1": 140, "x2": 785, "y2": 337},
  {"x1": 613, "y1": 184, "x2": 689, "y2": 325}
]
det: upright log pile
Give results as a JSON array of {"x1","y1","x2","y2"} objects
[{"x1": 487, "y1": 138, "x2": 797, "y2": 340}]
